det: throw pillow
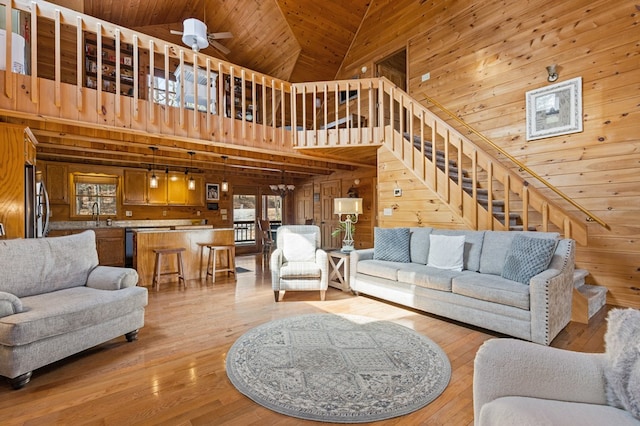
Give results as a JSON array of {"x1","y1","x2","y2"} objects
[
  {"x1": 283, "y1": 233, "x2": 316, "y2": 262},
  {"x1": 604, "y1": 308, "x2": 640, "y2": 420},
  {"x1": 501, "y1": 235, "x2": 557, "y2": 284},
  {"x1": 373, "y1": 228, "x2": 411, "y2": 263},
  {"x1": 427, "y1": 234, "x2": 465, "y2": 271}
]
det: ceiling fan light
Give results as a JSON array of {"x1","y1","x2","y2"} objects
[{"x1": 182, "y1": 18, "x2": 209, "y2": 51}]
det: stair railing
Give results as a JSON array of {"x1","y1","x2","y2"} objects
[{"x1": 291, "y1": 77, "x2": 598, "y2": 244}]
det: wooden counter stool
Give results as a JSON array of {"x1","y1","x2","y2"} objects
[
  {"x1": 205, "y1": 245, "x2": 236, "y2": 282},
  {"x1": 152, "y1": 247, "x2": 186, "y2": 290}
]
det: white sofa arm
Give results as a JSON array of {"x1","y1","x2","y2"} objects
[
  {"x1": 529, "y1": 238, "x2": 575, "y2": 345},
  {"x1": 0, "y1": 291, "x2": 23, "y2": 317},
  {"x1": 270, "y1": 248, "x2": 284, "y2": 290},
  {"x1": 86, "y1": 266, "x2": 139, "y2": 290},
  {"x1": 473, "y1": 338, "x2": 607, "y2": 425},
  {"x1": 315, "y1": 249, "x2": 329, "y2": 290},
  {"x1": 349, "y1": 248, "x2": 374, "y2": 286}
]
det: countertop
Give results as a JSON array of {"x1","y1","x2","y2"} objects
[{"x1": 49, "y1": 219, "x2": 205, "y2": 230}]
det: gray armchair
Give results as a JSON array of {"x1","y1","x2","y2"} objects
[
  {"x1": 270, "y1": 225, "x2": 328, "y2": 302},
  {"x1": 473, "y1": 308, "x2": 640, "y2": 425}
]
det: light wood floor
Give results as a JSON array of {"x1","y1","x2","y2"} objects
[{"x1": 0, "y1": 254, "x2": 610, "y2": 426}]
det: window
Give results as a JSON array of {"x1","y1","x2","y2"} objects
[
  {"x1": 148, "y1": 72, "x2": 178, "y2": 108},
  {"x1": 262, "y1": 195, "x2": 282, "y2": 222},
  {"x1": 71, "y1": 173, "x2": 118, "y2": 217}
]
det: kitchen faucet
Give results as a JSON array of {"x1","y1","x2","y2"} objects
[{"x1": 91, "y1": 202, "x2": 100, "y2": 227}]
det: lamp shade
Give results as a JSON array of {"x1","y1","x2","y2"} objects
[
  {"x1": 334, "y1": 198, "x2": 363, "y2": 215},
  {"x1": 182, "y1": 18, "x2": 209, "y2": 51}
]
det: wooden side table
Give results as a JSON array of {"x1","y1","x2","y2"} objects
[{"x1": 328, "y1": 250, "x2": 350, "y2": 292}]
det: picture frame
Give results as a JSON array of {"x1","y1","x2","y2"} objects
[
  {"x1": 206, "y1": 183, "x2": 220, "y2": 201},
  {"x1": 526, "y1": 77, "x2": 582, "y2": 141}
]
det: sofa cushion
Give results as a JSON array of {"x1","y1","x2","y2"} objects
[
  {"x1": 283, "y1": 233, "x2": 316, "y2": 262},
  {"x1": 479, "y1": 396, "x2": 640, "y2": 426},
  {"x1": 0, "y1": 230, "x2": 99, "y2": 298},
  {"x1": 409, "y1": 227, "x2": 433, "y2": 264},
  {"x1": 452, "y1": 273, "x2": 530, "y2": 310},
  {"x1": 479, "y1": 231, "x2": 560, "y2": 276},
  {"x1": 427, "y1": 234, "x2": 465, "y2": 271},
  {"x1": 432, "y1": 229, "x2": 485, "y2": 272},
  {"x1": 357, "y1": 259, "x2": 403, "y2": 281},
  {"x1": 374, "y1": 227, "x2": 411, "y2": 263},
  {"x1": 0, "y1": 286, "x2": 148, "y2": 346},
  {"x1": 604, "y1": 308, "x2": 640, "y2": 420},
  {"x1": 397, "y1": 264, "x2": 467, "y2": 291},
  {"x1": 280, "y1": 261, "x2": 321, "y2": 279},
  {"x1": 501, "y1": 235, "x2": 558, "y2": 284}
]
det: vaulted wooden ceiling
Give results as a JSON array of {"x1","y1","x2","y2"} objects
[{"x1": 80, "y1": 0, "x2": 371, "y2": 82}]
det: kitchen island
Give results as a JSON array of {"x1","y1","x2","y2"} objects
[{"x1": 133, "y1": 227, "x2": 235, "y2": 287}]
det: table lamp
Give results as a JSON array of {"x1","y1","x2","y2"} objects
[{"x1": 334, "y1": 198, "x2": 363, "y2": 252}]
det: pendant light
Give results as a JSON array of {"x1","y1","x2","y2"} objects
[
  {"x1": 149, "y1": 146, "x2": 158, "y2": 189},
  {"x1": 187, "y1": 151, "x2": 196, "y2": 191},
  {"x1": 221, "y1": 156, "x2": 229, "y2": 192}
]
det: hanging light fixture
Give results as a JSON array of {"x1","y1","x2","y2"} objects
[
  {"x1": 270, "y1": 170, "x2": 295, "y2": 197},
  {"x1": 149, "y1": 146, "x2": 158, "y2": 189},
  {"x1": 221, "y1": 155, "x2": 229, "y2": 192},
  {"x1": 187, "y1": 151, "x2": 196, "y2": 191}
]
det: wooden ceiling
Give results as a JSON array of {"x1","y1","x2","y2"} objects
[
  {"x1": 81, "y1": 0, "x2": 371, "y2": 82},
  {"x1": 35, "y1": 0, "x2": 374, "y2": 181}
]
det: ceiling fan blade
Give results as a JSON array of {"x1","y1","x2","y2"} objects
[
  {"x1": 170, "y1": 29, "x2": 183, "y2": 35},
  {"x1": 208, "y1": 31, "x2": 233, "y2": 40},
  {"x1": 209, "y1": 39, "x2": 231, "y2": 55}
]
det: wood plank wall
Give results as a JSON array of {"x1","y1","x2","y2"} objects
[{"x1": 337, "y1": 0, "x2": 640, "y2": 308}]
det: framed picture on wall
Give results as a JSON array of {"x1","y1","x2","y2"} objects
[
  {"x1": 526, "y1": 77, "x2": 582, "y2": 141},
  {"x1": 206, "y1": 183, "x2": 220, "y2": 201}
]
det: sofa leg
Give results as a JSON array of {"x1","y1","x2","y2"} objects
[
  {"x1": 10, "y1": 372, "x2": 32, "y2": 390},
  {"x1": 125, "y1": 330, "x2": 139, "y2": 342},
  {"x1": 320, "y1": 290, "x2": 326, "y2": 301}
]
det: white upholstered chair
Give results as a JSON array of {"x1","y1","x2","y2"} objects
[{"x1": 270, "y1": 225, "x2": 328, "y2": 302}]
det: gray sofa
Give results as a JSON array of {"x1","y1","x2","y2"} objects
[
  {"x1": 349, "y1": 227, "x2": 575, "y2": 345},
  {"x1": 0, "y1": 230, "x2": 148, "y2": 389}
]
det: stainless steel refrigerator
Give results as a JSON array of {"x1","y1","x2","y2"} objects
[{"x1": 24, "y1": 164, "x2": 49, "y2": 238}]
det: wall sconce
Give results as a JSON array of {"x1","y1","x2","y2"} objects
[
  {"x1": 221, "y1": 155, "x2": 229, "y2": 192},
  {"x1": 361, "y1": 66, "x2": 368, "y2": 75},
  {"x1": 546, "y1": 64, "x2": 558, "y2": 82},
  {"x1": 149, "y1": 146, "x2": 158, "y2": 189},
  {"x1": 187, "y1": 151, "x2": 196, "y2": 191}
]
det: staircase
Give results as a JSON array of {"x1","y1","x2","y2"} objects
[
  {"x1": 572, "y1": 269, "x2": 608, "y2": 324},
  {"x1": 404, "y1": 132, "x2": 531, "y2": 231}
]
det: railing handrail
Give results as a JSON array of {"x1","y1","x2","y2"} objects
[{"x1": 423, "y1": 94, "x2": 608, "y2": 229}]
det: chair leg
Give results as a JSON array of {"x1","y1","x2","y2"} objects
[
  {"x1": 153, "y1": 252, "x2": 162, "y2": 290},
  {"x1": 274, "y1": 290, "x2": 281, "y2": 302},
  {"x1": 176, "y1": 252, "x2": 185, "y2": 286},
  {"x1": 320, "y1": 290, "x2": 326, "y2": 301}
]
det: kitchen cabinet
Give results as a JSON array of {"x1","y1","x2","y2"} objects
[
  {"x1": 0, "y1": 124, "x2": 36, "y2": 239},
  {"x1": 123, "y1": 170, "x2": 147, "y2": 205},
  {"x1": 48, "y1": 227, "x2": 125, "y2": 266},
  {"x1": 123, "y1": 169, "x2": 204, "y2": 206},
  {"x1": 45, "y1": 163, "x2": 69, "y2": 204}
]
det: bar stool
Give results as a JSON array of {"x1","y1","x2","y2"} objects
[
  {"x1": 152, "y1": 247, "x2": 186, "y2": 290},
  {"x1": 205, "y1": 245, "x2": 236, "y2": 282}
]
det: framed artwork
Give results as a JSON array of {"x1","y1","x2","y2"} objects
[
  {"x1": 525, "y1": 77, "x2": 582, "y2": 141},
  {"x1": 206, "y1": 183, "x2": 220, "y2": 201}
]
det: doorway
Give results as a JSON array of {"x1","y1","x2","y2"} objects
[
  {"x1": 319, "y1": 179, "x2": 341, "y2": 250},
  {"x1": 233, "y1": 187, "x2": 258, "y2": 254},
  {"x1": 376, "y1": 49, "x2": 407, "y2": 131}
]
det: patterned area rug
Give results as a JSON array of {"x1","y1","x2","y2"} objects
[{"x1": 226, "y1": 314, "x2": 451, "y2": 423}]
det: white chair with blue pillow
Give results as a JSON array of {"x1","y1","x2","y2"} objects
[{"x1": 270, "y1": 225, "x2": 328, "y2": 302}]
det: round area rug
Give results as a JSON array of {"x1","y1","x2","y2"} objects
[{"x1": 225, "y1": 313, "x2": 451, "y2": 423}]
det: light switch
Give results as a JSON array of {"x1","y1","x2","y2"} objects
[
  {"x1": 384, "y1": 208, "x2": 393, "y2": 216},
  {"x1": 220, "y1": 209, "x2": 227, "y2": 215}
]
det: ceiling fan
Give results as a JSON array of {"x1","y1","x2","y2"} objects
[{"x1": 171, "y1": 18, "x2": 233, "y2": 54}]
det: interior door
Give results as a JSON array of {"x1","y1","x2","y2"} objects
[
  {"x1": 320, "y1": 180, "x2": 341, "y2": 249},
  {"x1": 376, "y1": 49, "x2": 407, "y2": 131},
  {"x1": 295, "y1": 183, "x2": 314, "y2": 224}
]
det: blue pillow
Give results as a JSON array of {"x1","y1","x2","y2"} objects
[
  {"x1": 374, "y1": 228, "x2": 411, "y2": 262},
  {"x1": 501, "y1": 235, "x2": 557, "y2": 284}
]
